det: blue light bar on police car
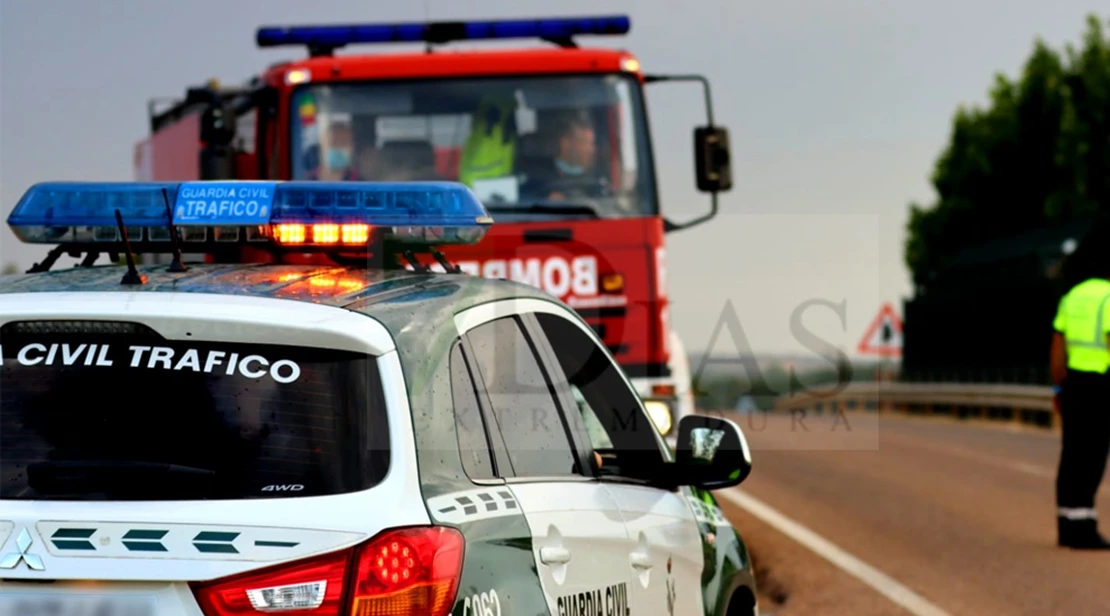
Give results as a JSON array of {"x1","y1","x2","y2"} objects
[
  {"x1": 255, "y1": 15, "x2": 630, "y2": 49},
  {"x1": 7, "y1": 181, "x2": 493, "y2": 248}
]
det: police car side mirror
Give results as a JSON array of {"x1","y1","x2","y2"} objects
[
  {"x1": 694, "y1": 126, "x2": 732, "y2": 193},
  {"x1": 671, "y1": 415, "x2": 752, "y2": 490}
]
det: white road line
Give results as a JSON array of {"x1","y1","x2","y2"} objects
[
  {"x1": 1012, "y1": 461, "x2": 1054, "y2": 478},
  {"x1": 881, "y1": 435, "x2": 1055, "y2": 479},
  {"x1": 888, "y1": 437, "x2": 1109, "y2": 495},
  {"x1": 719, "y1": 489, "x2": 952, "y2": 616}
]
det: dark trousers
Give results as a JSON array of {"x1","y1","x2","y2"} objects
[{"x1": 1056, "y1": 370, "x2": 1110, "y2": 512}]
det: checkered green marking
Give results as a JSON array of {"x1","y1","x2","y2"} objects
[
  {"x1": 194, "y1": 531, "x2": 240, "y2": 554},
  {"x1": 43, "y1": 527, "x2": 302, "y2": 555},
  {"x1": 123, "y1": 529, "x2": 169, "y2": 552},
  {"x1": 51, "y1": 528, "x2": 96, "y2": 551},
  {"x1": 255, "y1": 540, "x2": 299, "y2": 548}
]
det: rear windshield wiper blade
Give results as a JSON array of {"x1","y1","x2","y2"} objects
[
  {"x1": 28, "y1": 460, "x2": 218, "y2": 497},
  {"x1": 486, "y1": 202, "x2": 601, "y2": 218}
]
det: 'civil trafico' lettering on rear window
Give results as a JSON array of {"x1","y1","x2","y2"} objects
[
  {"x1": 4, "y1": 341, "x2": 304, "y2": 386},
  {"x1": 4, "y1": 342, "x2": 302, "y2": 383}
]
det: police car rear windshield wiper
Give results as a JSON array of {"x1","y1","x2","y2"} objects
[
  {"x1": 28, "y1": 460, "x2": 218, "y2": 499},
  {"x1": 486, "y1": 202, "x2": 601, "y2": 218}
]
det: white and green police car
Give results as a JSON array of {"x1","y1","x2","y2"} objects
[{"x1": 0, "y1": 180, "x2": 758, "y2": 616}]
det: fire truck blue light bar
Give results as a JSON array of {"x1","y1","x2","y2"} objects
[{"x1": 255, "y1": 15, "x2": 631, "y2": 49}]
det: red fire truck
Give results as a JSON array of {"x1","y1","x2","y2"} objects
[{"x1": 132, "y1": 15, "x2": 733, "y2": 440}]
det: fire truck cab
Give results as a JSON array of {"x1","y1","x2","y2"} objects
[{"x1": 133, "y1": 15, "x2": 733, "y2": 442}]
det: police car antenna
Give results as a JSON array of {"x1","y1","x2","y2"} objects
[
  {"x1": 114, "y1": 210, "x2": 147, "y2": 286},
  {"x1": 161, "y1": 188, "x2": 188, "y2": 272}
]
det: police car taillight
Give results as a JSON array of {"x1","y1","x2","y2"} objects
[
  {"x1": 348, "y1": 527, "x2": 464, "y2": 614},
  {"x1": 192, "y1": 548, "x2": 348, "y2": 615},
  {"x1": 191, "y1": 526, "x2": 464, "y2": 616},
  {"x1": 247, "y1": 580, "x2": 330, "y2": 610}
]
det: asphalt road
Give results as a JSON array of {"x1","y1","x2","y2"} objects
[{"x1": 713, "y1": 410, "x2": 1110, "y2": 616}]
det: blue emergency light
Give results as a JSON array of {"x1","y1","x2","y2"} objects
[
  {"x1": 255, "y1": 15, "x2": 630, "y2": 49},
  {"x1": 6, "y1": 180, "x2": 494, "y2": 249}
]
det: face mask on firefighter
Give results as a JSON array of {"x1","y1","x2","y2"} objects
[
  {"x1": 327, "y1": 148, "x2": 351, "y2": 170},
  {"x1": 555, "y1": 158, "x2": 585, "y2": 176}
]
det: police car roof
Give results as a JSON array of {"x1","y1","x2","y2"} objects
[{"x1": 0, "y1": 262, "x2": 559, "y2": 338}]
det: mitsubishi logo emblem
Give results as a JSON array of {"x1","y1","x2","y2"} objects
[{"x1": 0, "y1": 528, "x2": 45, "y2": 571}]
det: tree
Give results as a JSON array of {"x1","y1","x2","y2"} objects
[
  {"x1": 905, "y1": 14, "x2": 1110, "y2": 286},
  {"x1": 1, "y1": 263, "x2": 19, "y2": 275}
]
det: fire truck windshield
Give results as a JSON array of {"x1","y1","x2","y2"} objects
[{"x1": 290, "y1": 73, "x2": 658, "y2": 220}]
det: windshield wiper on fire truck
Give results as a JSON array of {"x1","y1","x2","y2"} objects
[{"x1": 485, "y1": 202, "x2": 601, "y2": 219}]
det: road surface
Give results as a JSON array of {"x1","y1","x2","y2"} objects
[{"x1": 713, "y1": 410, "x2": 1110, "y2": 616}]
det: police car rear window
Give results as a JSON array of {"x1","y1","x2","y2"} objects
[{"x1": 0, "y1": 325, "x2": 389, "y2": 501}]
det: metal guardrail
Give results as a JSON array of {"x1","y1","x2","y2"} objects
[{"x1": 769, "y1": 381, "x2": 1058, "y2": 430}]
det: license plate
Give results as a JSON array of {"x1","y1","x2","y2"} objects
[{"x1": 0, "y1": 594, "x2": 155, "y2": 616}]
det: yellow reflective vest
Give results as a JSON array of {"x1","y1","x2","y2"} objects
[
  {"x1": 458, "y1": 97, "x2": 516, "y2": 188},
  {"x1": 1054, "y1": 277, "x2": 1110, "y2": 373}
]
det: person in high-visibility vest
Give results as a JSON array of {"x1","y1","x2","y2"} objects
[
  {"x1": 458, "y1": 95, "x2": 517, "y2": 189},
  {"x1": 1050, "y1": 261, "x2": 1110, "y2": 549}
]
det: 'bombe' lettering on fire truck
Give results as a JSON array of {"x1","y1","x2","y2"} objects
[
  {"x1": 411, "y1": 246, "x2": 627, "y2": 309},
  {"x1": 458, "y1": 255, "x2": 599, "y2": 298},
  {"x1": 133, "y1": 14, "x2": 734, "y2": 440}
]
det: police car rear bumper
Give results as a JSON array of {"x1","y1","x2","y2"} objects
[{"x1": 0, "y1": 581, "x2": 195, "y2": 616}]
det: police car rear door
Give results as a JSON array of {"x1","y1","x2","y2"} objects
[
  {"x1": 457, "y1": 309, "x2": 634, "y2": 616},
  {"x1": 524, "y1": 309, "x2": 708, "y2": 616}
]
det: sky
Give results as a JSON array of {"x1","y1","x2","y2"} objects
[{"x1": 0, "y1": 0, "x2": 1104, "y2": 358}]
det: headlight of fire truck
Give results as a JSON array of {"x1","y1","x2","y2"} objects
[{"x1": 643, "y1": 399, "x2": 674, "y2": 436}]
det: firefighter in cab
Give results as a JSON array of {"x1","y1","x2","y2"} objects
[{"x1": 1050, "y1": 227, "x2": 1110, "y2": 550}]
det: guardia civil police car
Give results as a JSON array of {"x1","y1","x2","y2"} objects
[{"x1": 0, "y1": 180, "x2": 758, "y2": 616}]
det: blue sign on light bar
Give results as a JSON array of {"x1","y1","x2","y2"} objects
[
  {"x1": 175, "y1": 181, "x2": 275, "y2": 225},
  {"x1": 255, "y1": 15, "x2": 631, "y2": 49},
  {"x1": 7, "y1": 181, "x2": 494, "y2": 248}
]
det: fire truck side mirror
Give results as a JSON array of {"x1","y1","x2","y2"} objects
[{"x1": 694, "y1": 126, "x2": 733, "y2": 193}]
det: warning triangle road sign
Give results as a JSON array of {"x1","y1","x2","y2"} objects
[{"x1": 858, "y1": 302, "x2": 903, "y2": 357}]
